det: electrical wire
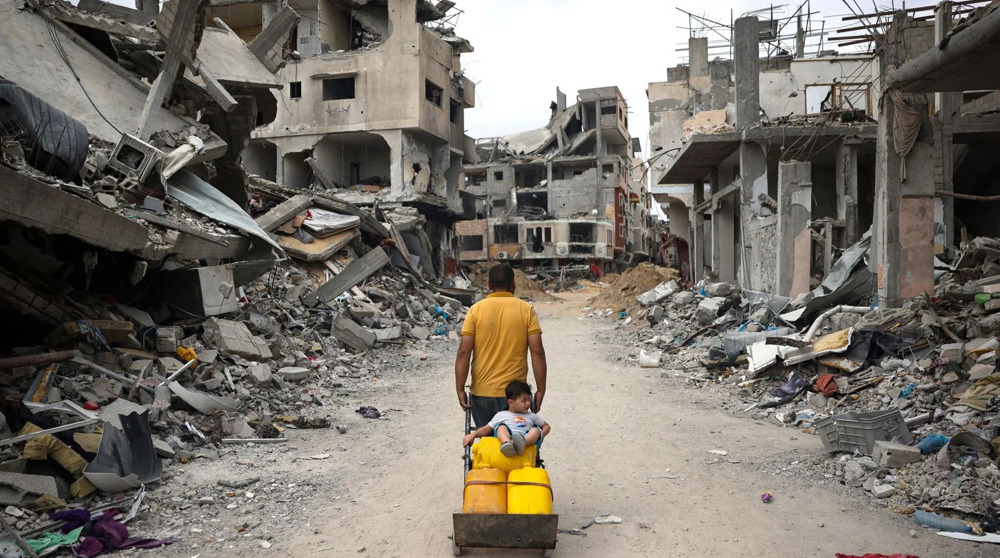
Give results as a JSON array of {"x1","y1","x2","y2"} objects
[{"x1": 45, "y1": 21, "x2": 124, "y2": 135}]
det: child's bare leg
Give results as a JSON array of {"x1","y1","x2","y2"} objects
[
  {"x1": 496, "y1": 425, "x2": 512, "y2": 443},
  {"x1": 523, "y1": 427, "x2": 541, "y2": 445}
]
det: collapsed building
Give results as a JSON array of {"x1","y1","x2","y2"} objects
[
  {"x1": 457, "y1": 86, "x2": 656, "y2": 272},
  {"x1": 649, "y1": 1, "x2": 1000, "y2": 308},
  {"x1": 219, "y1": 0, "x2": 478, "y2": 280}
]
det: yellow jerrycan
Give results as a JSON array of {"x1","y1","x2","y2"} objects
[
  {"x1": 471, "y1": 437, "x2": 537, "y2": 474},
  {"x1": 463, "y1": 468, "x2": 507, "y2": 514},
  {"x1": 507, "y1": 467, "x2": 552, "y2": 514}
]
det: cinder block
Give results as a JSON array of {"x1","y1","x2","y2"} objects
[{"x1": 872, "y1": 441, "x2": 923, "y2": 468}]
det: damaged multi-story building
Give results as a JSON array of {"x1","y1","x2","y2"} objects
[
  {"x1": 0, "y1": 0, "x2": 302, "y2": 345},
  {"x1": 651, "y1": 1, "x2": 1000, "y2": 307},
  {"x1": 216, "y1": 0, "x2": 477, "y2": 280},
  {"x1": 457, "y1": 86, "x2": 656, "y2": 271}
]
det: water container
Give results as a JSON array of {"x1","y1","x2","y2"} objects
[
  {"x1": 463, "y1": 468, "x2": 506, "y2": 514},
  {"x1": 471, "y1": 437, "x2": 537, "y2": 474},
  {"x1": 507, "y1": 467, "x2": 552, "y2": 515}
]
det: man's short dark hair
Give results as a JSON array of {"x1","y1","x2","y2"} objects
[
  {"x1": 505, "y1": 380, "x2": 532, "y2": 401},
  {"x1": 489, "y1": 263, "x2": 515, "y2": 290}
]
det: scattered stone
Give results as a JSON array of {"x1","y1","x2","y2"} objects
[
  {"x1": 278, "y1": 367, "x2": 310, "y2": 382},
  {"x1": 410, "y1": 326, "x2": 430, "y2": 341},
  {"x1": 636, "y1": 280, "x2": 680, "y2": 307},
  {"x1": 695, "y1": 297, "x2": 725, "y2": 325},
  {"x1": 872, "y1": 441, "x2": 923, "y2": 468}
]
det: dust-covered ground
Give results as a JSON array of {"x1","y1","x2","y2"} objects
[{"x1": 134, "y1": 292, "x2": 989, "y2": 557}]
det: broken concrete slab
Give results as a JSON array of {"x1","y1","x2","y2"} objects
[
  {"x1": 968, "y1": 363, "x2": 996, "y2": 381},
  {"x1": 374, "y1": 326, "x2": 402, "y2": 341},
  {"x1": 0, "y1": 472, "x2": 59, "y2": 505},
  {"x1": 872, "y1": 441, "x2": 924, "y2": 468},
  {"x1": 156, "y1": 326, "x2": 184, "y2": 353},
  {"x1": 331, "y1": 315, "x2": 376, "y2": 352},
  {"x1": 410, "y1": 326, "x2": 430, "y2": 341},
  {"x1": 940, "y1": 343, "x2": 965, "y2": 363},
  {"x1": 167, "y1": 381, "x2": 240, "y2": 414},
  {"x1": 202, "y1": 318, "x2": 272, "y2": 360},
  {"x1": 302, "y1": 247, "x2": 391, "y2": 306},
  {"x1": 647, "y1": 305, "x2": 665, "y2": 326},
  {"x1": 636, "y1": 280, "x2": 680, "y2": 307},
  {"x1": 672, "y1": 291, "x2": 696, "y2": 306},
  {"x1": 704, "y1": 283, "x2": 735, "y2": 297}
]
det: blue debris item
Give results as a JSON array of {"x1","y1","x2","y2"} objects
[
  {"x1": 918, "y1": 433, "x2": 950, "y2": 455},
  {"x1": 434, "y1": 306, "x2": 451, "y2": 321},
  {"x1": 900, "y1": 382, "x2": 918, "y2": 399},
  {"x1": 619, "y1": 311, "x2": 627, "y2": 320},
  {"x1": 913, "y1": 510, "x2": 971, "y2": 533}
]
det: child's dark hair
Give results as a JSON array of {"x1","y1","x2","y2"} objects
[{"x1": 505, "y1": 380, "x2": 532, "y2": 401}]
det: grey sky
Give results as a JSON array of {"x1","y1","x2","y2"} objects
[{"x1": 457, "y1": 0, "x2": 941, "y2": 156}]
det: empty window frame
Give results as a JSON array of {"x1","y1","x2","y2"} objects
[
  {"x1": 290, "y1": 81, "x2": 302, "y2": 99},
  {"x1": 600, "y1": 105, "x2": 617, "y2": 115},
  {"x1": 493, "y1": 171, "x2": 504, "y2": 181},
  {"x1": 460, "y1": 235, "x2": 484, "y2": 251},
  {"x1": 450, "y1": 100, "x2": 461, "y2": 123},
  {"x1": 425, "y1": 80, "x2": 444, "y2": 107},
  {"x1": 544, "y1": 227, "x2": 552, "y2": 242},
  {"x1": 569, "y1": 223, "x2": 596, "y2": 243},
  {"x1": 323, "y1": 77, "x2": 355, "y2": 100},
  {"x1": 493, "y1": 224, "x2": 518, "y2": 243}
]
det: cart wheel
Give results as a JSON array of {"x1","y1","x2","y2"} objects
[{"x1": 542, "y1": 549, "x2": 554, "y2": 557}]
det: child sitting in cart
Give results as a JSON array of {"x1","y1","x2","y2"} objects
[{"x1": 463, "y1": 380, "x2": 550, "y2": 457}]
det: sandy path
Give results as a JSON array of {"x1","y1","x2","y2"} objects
[{"x1": 157, "y1": 292, "x2": 985, "y2": 557}]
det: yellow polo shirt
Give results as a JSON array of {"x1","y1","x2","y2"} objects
[{"x1": 461, "y1": 292, "x2": 542, "y2": 397}]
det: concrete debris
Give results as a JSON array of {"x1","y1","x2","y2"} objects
[
  {"x1": 636, "y1": 280, "x2": 680, "y2": 307},
  {"x1": 202, "y1": 319, "x2": 273, "y2": 361}
]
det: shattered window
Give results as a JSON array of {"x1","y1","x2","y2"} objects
[
  {"x1": 322, "y1": 77, "x2": 355, "y2": 100},
  {"x1": 493, "y1": 224, "x2": 518, "y2": 243},
  {"x1": 425, "y1": 80, "x2": 443, "y2": 107},
  {"x1": 290, "y1": 81, "x2": 302, "y2": 99}
]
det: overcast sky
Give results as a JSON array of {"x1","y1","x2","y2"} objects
[{"x1": 457, "y1": 0, "x2": 942, "y2": 157}]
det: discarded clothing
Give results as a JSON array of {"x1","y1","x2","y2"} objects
[
  {"x1": 356, "y1": 406, "x2": 381, "y2": 419},
  {"x1": 51, "y1": 509, "x2": 92, "y2": 533},
  {"x1": 75, "y1": 509, "x2": 173, "y2": 557},
  {"x1": 814, "y1": 374, "x2": 840, "y2": 397},
  {"x1": 844, "y1": 329, "x2": 913, "y2": 372},
  {"x1": 26, "y1": 526, "x2": 82, "y2": 553},
  {"x1": 918, "y1": 434, "x2": 950, "y2": 455},
  {"x1": 770, "y1": 375, "x2": 807, "y2": 398}
]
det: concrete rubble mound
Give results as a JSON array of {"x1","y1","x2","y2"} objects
[
  {"x1": 591, "y1": 241, "x2": 1000, "y2": 532},
  {"x1": 0, "y1": 0, "x2": 482, "y2": 549}
]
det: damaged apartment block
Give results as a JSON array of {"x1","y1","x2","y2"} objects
[
  {"x1": 231, "y1": 0, "x2": 477, "y2": 281},
  {"x1": 458, "y1": 86, "x2": 656, "y2": 274},
  {"x1": 651, "y1": 2, "x2": 1000, "y2": 307}
]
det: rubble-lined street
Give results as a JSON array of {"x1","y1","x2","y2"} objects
[{"x1": 119, "y1": 291, "x2": 980, "y2": 557}]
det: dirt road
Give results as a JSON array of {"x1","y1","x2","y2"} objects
[{"x1": 153, "y1": 293, "x2": 985, "y2": 557}]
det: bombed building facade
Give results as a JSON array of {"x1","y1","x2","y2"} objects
[
  {"x1": 649, "y1": 2, "x2": 1000, "y2": 306},
  {"x1": 223, "y1": 0, "x2": 477, "y2": 279},
  {"x1": 457, "y1": 86, "x2": 656, "y2": 271}
]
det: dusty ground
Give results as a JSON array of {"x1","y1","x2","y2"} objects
[{"x1": 138, "y1": 292, "x2": 991, "y2": 558}]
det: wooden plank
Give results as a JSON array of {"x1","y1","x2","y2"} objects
[
  {"x1": 0, "y1": 166, "x2": 147, "y2": 252},
  {"x1": 255, "y1": 194, "x2": 313, "y2": 232},
  {"x1": 324, "y1": 261, "x2": 367, "y2": 299},
  {"x1": 302, "y1": 247, "x2": 390, "y2": 306}
]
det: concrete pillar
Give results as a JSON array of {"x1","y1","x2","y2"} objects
[
  {"x1": 873, "y1": 93, "x2": 936, "y2": 307},
  {"x1": 835, "y1": 141, "x2": 859, "y2": 245},
  {"x1": 935, "y1": 1, "x2": 959, "y2": 253},
  {"x1": 734, "y1": 17, "x2": 761, "y2": 131},
  {"x1": 713, "y1": 194, "x2": 737, "y2": 283},
  {"x1": 689, "y1": 37, "x2": 709, "y2": 78},
  {"x1": 795, "y1": 15, "x2": 805, "y2": 58},
  {"x1": 776, "y1": 161, "x2": 812, "y2": 298},
  {"x1": 691, "y1": 178, "x2": 705, "y2": 282}
]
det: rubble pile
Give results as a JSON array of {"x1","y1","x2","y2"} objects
[
  {"x1": 586, "y1": 263, "x2": 680, "y2": 317},
  {"x1": 468, "y1": 265, "x2": 557, "y2": 302},
  {"x1": 594, "y1": 235, "x2": 1000, "y2": 533}
]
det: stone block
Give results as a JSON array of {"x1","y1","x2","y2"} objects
[
  {"x1": 672, "y1": 291, "x2": 696, "y2": 307},
  {"x1": 647, "y1": 305, "x2": 665, "y2": 326},
  {"x1": 695, "y1": 297, "x2": 726, "y2": 325},
  {"x1": 277, "y1": 367, "x2": 310, "y2": 382},
  {"x1": 872, "y1": 441, "x2": 923, "y2": 468},
  {"x1": 871, "y1": 483, "x2": 896, "y2": 499},
  {"x1": 202, "y1": 318, "x2": 272, "y2": 360},
  {"x1": 374, "y1": 326, "x2": 402, "y2": 341},
  {"x1": 986, "y1": 299, "x2": 1000, "y2": 313},
  {"x1": 331, "y1": 315, "x2": 376, "y2": 352},
  {"x1": 247, "y1": 363, "x2": 271, "y2": 383},
  {"x1": 636, "y1": 280, "x2": 680, "y2": 307},
  {"x1": 410, "y1": 326, "x2": 430, "y2": 341},
  {"x1": 156, "y1": 326, "x2": 183, "y2": 353},
  {"x1": 704, "y1": 283, "x2": 735, "y2": 297},
  {"x1": 0, "y1": 473, "x2": 59, "y2": 505},
  {"x1": 939, "y1": 343, "x2": 964, "y2": 363}
]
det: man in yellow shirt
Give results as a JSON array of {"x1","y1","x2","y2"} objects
[{"x1": 455, "y1": 264, "x2": 547, "y2": 427}]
